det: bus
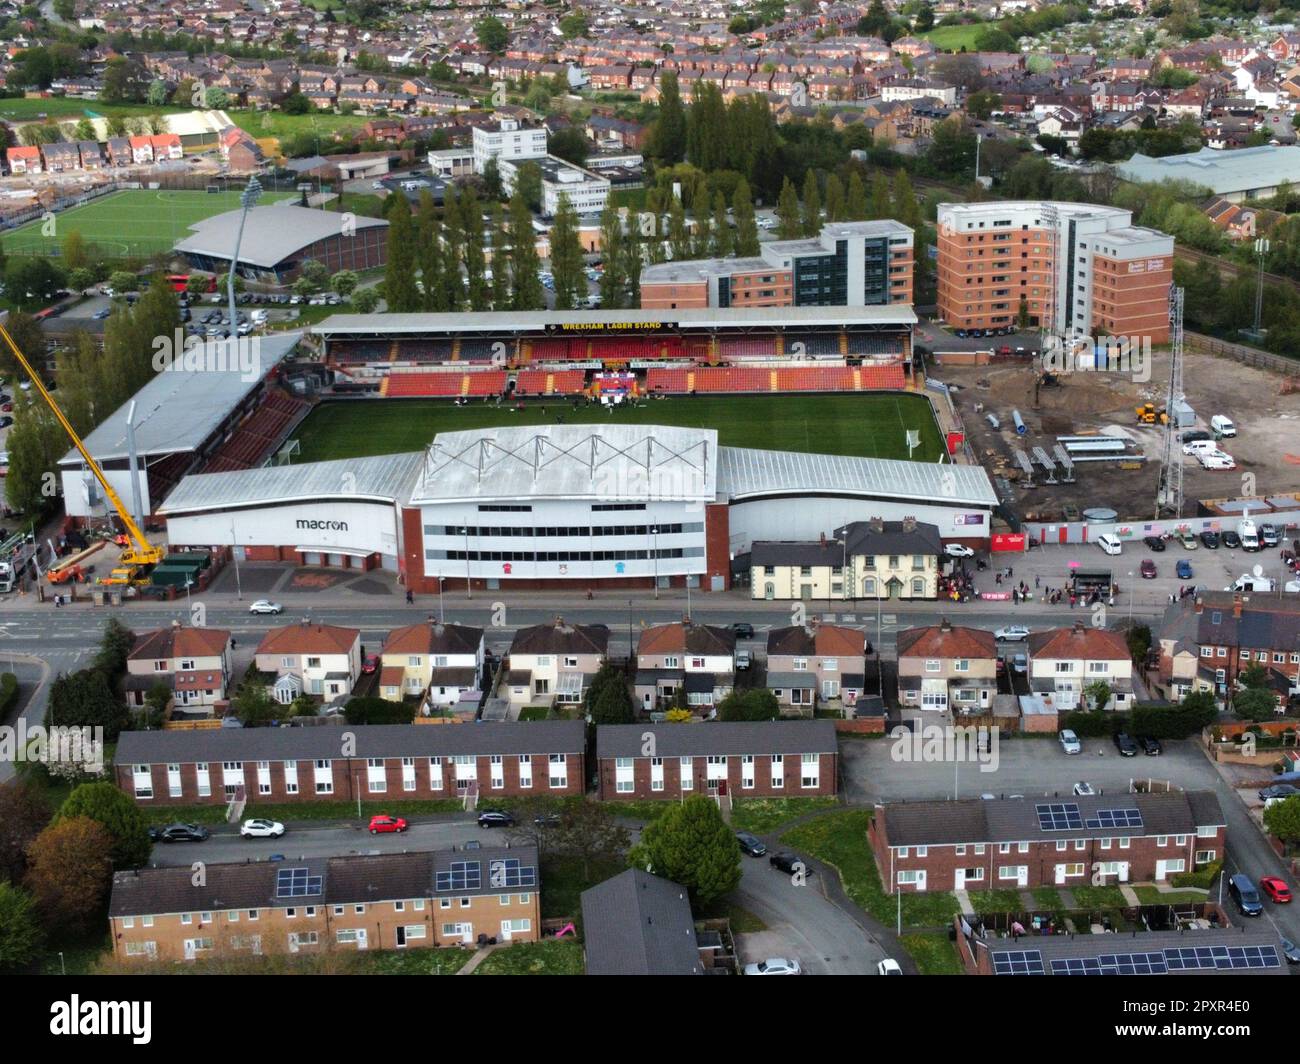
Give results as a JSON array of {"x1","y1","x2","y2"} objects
[{"x1": 167, "y1": 274, "x2": 216, "y2": 294}]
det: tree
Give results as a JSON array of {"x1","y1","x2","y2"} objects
[
  {"x1": 0, "y1": 781, "x2": 52, "y2": 885},
  {"x1": 459, "y1": 185, "x2": 489, "y2": 312},
  {"x1": 1233, "y1": 688, "x2": 1278, "y2": 723},
  {"x1": 57, "y1": 782, "x2": 150, "y2": 869},
  {"x1": 1084, "y1": 679, "x2": 1113, "y2": 712},
  {"x1": 330, "y1": 270, "x2": 359, "y2": 299},
  {"x1": 598, "y1": 206, "x2": 627, "y2": 309},
  {"x1": 93, "y1": 617, "x2": 135, "y2": 679},
  {"x1": 653, "y1": 71, "x2": 687, "y2": 165},
  {"x1": 475, "y1": 16, "x2": 509, "y2": 54},
  {"x1": 514, "y1": 160, "x2": 543, "y2": 214},
  {"x1": 718, "y1": 688, "x2": 780, "y2": 721},
  {"x1": 0, "y1": 883, "x2": 43, "y2": 973},
  {"x1": 914, "y1": 2, "x2": 935, "y2": 32},
  {"x1": 24, "y1": 816, "x2": 114, "y2": 935},
  {"x1": 584, "y1": 662, "x2": 633, "y2": 725},
  {"x1": 345, "y1": 696, "x2": 415, "y2": 725},
  {"x1": 845, "y1": 170, "x2": 868, "y2": 220},
  {"x1": 1239, "y1": 663, "x2": 1270, "y2": 690},
  {"x1": 867, "y1": 171, "x2": 892, "y2": 221},
  {"x1": 667, "y1": 196, "x2": 691, "y2": 260},
  {"x1": 61, "y1": 229, "x2": 88, "y2": 272},
  {"x1": 558, "y1": 12, "x2": 589, "y2": 38},
  {"x1": 732, "y1": 178, "x2": 760, "y2": 256},
  {"x1": 508, "y1": 190, "x2": 544, "y2": 310},
  {"x1": 352, "y1": 287, "x2": 379, "y2": 313},
  {"x1": 48, "y1": 670, "x2": 128, "y2": 742},
  {"x1": 710, "y1": 190, "x2": 732, "y2": 258},
  {"x1": 548, "y1": 127, "x2": 589, "y2": 168},
  {"x1": 549, "y1": 194, "x2": 584, "y2": 310},
  {"x1": 6, "y1": 256, "x2": 65, "y2": 310},
  {"x1": 489, "y1": 202, "x2": 511, "y2": 310},
  {"x1": 800, "y1": 169, "x2": 821, "y2": 237},
  {"x1": 551, "y1": 803, "x2": 629, "y2": 880},
  {"x1": 481, "y1": 157, "x2": 503, "y2": 202},
  {"x1": 967, "y1": 89, "x2": 1001, "y2": 121},
  {"x1": 4, "y1": 388, "x2": 64, "y2": 517},
  {"x1": 1265, "y1": 796, "x2": 1300, "y2": 846},
  {"x1": 627, "y1": 795, "x2": 742, "y2": 907},
  {"x1": 101, "y1": 57, "x2": 147, "y2": 103},
  {"x1": 383, "y1": 195, "x2": 420, "y2": 312},
  {"x1": 823, "y1": 173, "x2": 845, "y2": 223},
  {"x1": 775, "y1": 176, "x2": 801, "y2": 239}
]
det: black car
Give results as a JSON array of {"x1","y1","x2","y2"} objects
[
  {"x1": 1139, "y1": 736, "x2": 1162, "y2": 756},
  {"x1": 1228, "y1": 873, "x2": 1263, "y2": 917},
  {"x1": 736, "y1": 832, "x2": 767, "y2": 857},
  {"x1": 1142, "y1": 535, "x2": 1166, "y2": 552},
  {"x1": 151, "y1": 823, "x2": 210, "y2": 843},
  {"x1": 1200, "y1": 530, "x2": 1220, "y2": 549},
  {"x1": 1181, "y1": 429, "x2": 1212, "y2": 444},
  {"x1": 732, "y1": 622, "x2": 755, "y2": 639},
  {"x1": 477, "y1": 811, "x2": 515, "y2": 828},
  {"x1": 1280, "y1": 937, "x2": 1300, "y2": 965},
  {"x1": 1259, "y1": 783, "x2": 1299, "y2": 802},
  {"x1": 0, "y1": 417, "x2": 12, "y2": 429},
  {"x1": 1113, "y1": 732, "x2": 1139, "y2": 757},
  {"x1": 769, "y1": 852, "x2": 809, "y2": 875},
  {"x1": 1222, "y1": 530, "x2": 1242, "y2": 549}
]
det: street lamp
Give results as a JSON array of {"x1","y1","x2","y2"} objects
[
  {"x1": 650, "y1": 525, "x2": 659, "y2": 599},
  {"x1": 227, "y1": 176, "x2": 262, "y2": 339},
  {"x1": 229, "y1": 521, "x2": 243, "y2": 601},
  {"x1": 460, "y1": 526, "x2": 472, "y2": 599},
  {"x1": 438, "y1": 576, "x2": 445, "y2": 624}
]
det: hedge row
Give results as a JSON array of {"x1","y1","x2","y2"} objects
[
  {"x1": 1060, "y1": 700, "x2": 1217, "y2": 741},
  {"x1": 0, "y1": 672, "x2": 17, "y2": 716}
]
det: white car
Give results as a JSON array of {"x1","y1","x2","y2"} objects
[
  {"x1": 240, "y1": 818, "x2": 285, "y2": 838},
  {"x1": 877, "y1": 958, "x2": 902, "y2": 975},
  {"x1": 248, "y1": 599, "x2": 283, "y2": 615},
  {"x1": 744, "y1": 957, "x2": 801, "y2": 976},
  {"x1": 1072, "y1": 782, "x2": 1097, "y2": 796},
  {"x1": 944, "y1": 544, "x2": 975, "y2": 558},
  {"x1": 1059, "y1": 729, "x2": 1082, "y2": 754},
  {"x1": 994, "y1": 625, "x2": 1030, "y2": 642}
]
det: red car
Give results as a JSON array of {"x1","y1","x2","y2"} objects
[
  {"x1": 1139, "y1": 559, "x2": 1157, "y2": 579},
  {"x1": 368, "y1": 814, "x2": 408, "y2": 835},
  {"x1": 362, "y1": 654, "x2": 379, "y2": 675},
  {"x1": 1260, "y1": 876, "x2": 1291, "y2": 903}
]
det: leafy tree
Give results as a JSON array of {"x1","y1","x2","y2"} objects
[
  {"x1": 513, "y1": 160, "x2": 543, "y2": 214},
  {"x1": 352, "y1": 287, "x2": 379, "y2": 313},
  {"x1": 867, "y1": 171, "x2": 892, "y2": 221},
  {"x1": 800, "y1": 169, "x2": 821, "y2": 237},
  {"x1": 824, "y1": 173, "x2": 845, "y2": 223},
  {"x1": 653, "y1": 71, "x2": 687, "y2": 165},
  {"x1": 845, "y1": 170, "x2": 868, "y2": 220},
  {"x1": 718, "y1": 688, "x2": 780, "y2": 721},
  {"x1": 548, "y1": 127, "x2": 588, "y2": 167},
  {"x1": 0, "y1": 781, "x2": 52, "y2": 884},
  {"x1": 1233, "y1": 687, "x2": 1277, "y2": 723},
  {"x1": 93, "y1": 618, "x2": 135, "y2": 679},
  {"x1": 549, "y1": 194, "x2": 584, "y2": 310},
  {"x1": 584, "y1": 663, "x2": 633, "y2": 725},
  {"x1": 710, "y1": 190, "x2": 732, "y2": 258},
  {"x1": 329, "y1": 270, "x2": 359, "y2": 298},
  {"x1": 489, "y1": 202, "x2": 511, "y2": 310},
  {"x1": 232, "y1": 679, "x2": 280, "y2": 727},
  {"x1": 1265, "y1": 796, "x2": 1300, "y2": 845},
  {"x1": 101, "y1": 57, "x2": 148, "y2": 103},
  {"x1": 6, "y1": 257, "x2": 65, "y2": 310},
  {"x1": 627, "y1": 795, "x2": 741, "y2": 907},
  {"x1": 508, "y1": 189, "x2": 544, "y2": 310},
  {"x1": 24, "y1": 816, "x2": 114, "y2": 935},
  {"x1": 967, "y1": 89, "x2": 1001, "y2": 121},
  {"x1": 0, "y1": 883, "x2": 43, "y2": 972},
  {"x1": 732, "y1": 178, "x2": 760, "y2": 256},
  {"x1": 345, "y1": 696, "x2": 415, "y2": 725},
  {"x1": 1084, "y1": 680, "x2": 1113, "y2": 712},
  {"x1": 47, "y1": 670, "x2": 128, "y2": 742},
  {"x1": 475, "y1": 16, "x2": 509, "y2": 54},
  {"x1": 551, "y1": 802, "x2": 629, "y2": 879},
  {"x1": 460, "y1": 185, "x2": 490, "y2": 312},
  {"x1": 383, "y1": 195, "x2": 420, "y2": 312},
  {"x1": 57, "y1": 782, "x2": 150, "y2": 869},
  {"x1": 1239, "y1": 663, "x2": 1270, "y2": 690},
  {"x1": 775, "y1": 176, "x2": 801, "y2": 239},
  {"x1": 559, "y1": 12, "x2": 589, "y2": 38}
]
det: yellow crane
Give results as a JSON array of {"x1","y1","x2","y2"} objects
[{"x1": 0, "y1": 320, "x2": 164, "y2": 582}]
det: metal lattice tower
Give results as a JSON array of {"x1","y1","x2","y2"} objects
[
  {"x1": 1039, "y1": 203, "x2": 1061, "y2": 338},
  {"x1": 1155, "y1": 286, "x2": 1185, "y2": 519}
]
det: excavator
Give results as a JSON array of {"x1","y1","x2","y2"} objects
[
  {"x1": 1135, "y1": 401, "x2": 1169, "y2": 426},
  {"x1": 0, "y1": 320, "x2": 163, "y2": 586}
]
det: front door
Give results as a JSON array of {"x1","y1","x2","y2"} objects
[
  {"x1": 183, "y1": 939, "x2": 196, "y2": 961},
  {"x1": 356, "y1": 928, "x2": 368, "y2": 951},
  {"x1": 396, "y1": 926, "x2": 407, "y2": 948},
  {"x1": 764, "y1": 582, "x2": 774, "y2": 600}
]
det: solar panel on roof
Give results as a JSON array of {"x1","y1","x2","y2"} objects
[
  {"x1": 1085, "y1": 808, "x2": 1143, "y2": 830},
  {"x1": 1036, "y1": 802, "x2": 1083, "y2": 831},
  {"x1": 275, "y1": 867, "x2": 322, "y2": 898},
  {"x1": 1164, "y1": 945, "x2": 1279, "y2": 971},
  {"x1": 488, "y1": 858, "x2": 537, "y2": 890},
  {"x1": 992, "y1": 949, "x2": 1045, "y2": 975},
  {"x1": 435, "y1": 859, "x2": 482, "y2": 893}
]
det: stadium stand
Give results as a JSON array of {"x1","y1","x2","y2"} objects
[
  {"x1": 858, "y1": 364, "x2": 907, "y2": 390},
  {"x1": 846, "y1": 335, "x2": 907, "y2": 357},
  {"x1": 718, "y1": 335, "x2": 778, "y2": 360},
  {"x1": 514, "y1": 369, "x2": 586, "y2": 396},
  {"x1": 385, "y1": 372, "x2": 466, "y2": 397},
  {"x1": 395, "y1": 339, "x2": 456, "y2": 363},
  {"x1": 774, "y1": 366, "x2": 856, "y2": 392},
  {"x1": 332, "y1": 340, "x2": 392, "y2": 364},
  {"x1": 201, "y1": 390, "x2": 309, "y2": 472},
  {"x1": 787, "y1": 332, "x2": 843, "y2": 357},
  {"x1": 464, "y1": 370, "x2": 508, "y2": 397},
  {"x1": 456, "y1": 338, "x2": 500, "y2": 362},
  {"x1": 645, "y1": 367, "x2": 691, "y2": 394}
]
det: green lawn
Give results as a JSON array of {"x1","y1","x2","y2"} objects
[
  {"x1": 4, "y1": 188, "x2": 295, "y2": 259},
  {"x1": 1068, "y1": 885, "x2": 1131, "y2": 911},
  {"x1": 137, "y1": 797, "x2": 468, "y2": 826},
  {"x1": 900, "y1": 931, "x2": 963, "y2": 975},
  {"x1": 921, "y1": 24, "x2": 987, "y2": 51},
  {"x1": 539, "y1": 853, "x2": 625, "y2": 920},
  {"x1": 1133, "y1": 887, "x2": 1207, "y2": 905},
  {"x1": 0, "y1": 98, "x2": 180, "y2": 121},
  {"x1": 359, "y1": 947, "x2": 472, "y2": 974},
  {"x1": 227, "y1": 107, "x2": 370, "y2": 142},
  {"x1": 473, "y1": 939, "x2": 584, "y2": 975},
  {"x1": 730, "y1": 797, "x2": 840, "y2": 836},
  {"x1": 292, "y1": 393, "x2": 945, "y2": 464}
]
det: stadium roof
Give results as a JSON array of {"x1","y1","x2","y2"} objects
[
  {"x1": 160, "y1": 452, "x2": 425, "y2": 514},
  {"x1": 312, "y1": 305, "x2": 917, "y2": 336},
  {"x1": 717, "y1": 446, "x2": 998, "y2": 508},
  {"x1": 173, "y1": 204, "x2": 388, "y2": 268},
  {"x1": 410, "y1": 425, "x2": 717, "y2": 505},
  {"x1": 59, "y1": 332, "x2": 300, "y2": 467},
  {"x1": 1115, "y1": 145, "x2": 1300, "y2": 196}
]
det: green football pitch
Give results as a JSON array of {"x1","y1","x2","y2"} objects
[
  {"x1": 4, "y1": 188, "x2": 295, "y2": 258},
  {"x1": 291, "y1": 393, "x2": 947, "y2": 464}
]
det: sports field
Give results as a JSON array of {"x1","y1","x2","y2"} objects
[
  {"x1": 4, "y1": 188, "x2": 295, "y2": 258},
  {"x1": 291, "y1": 393, "x2": 946, "y2": 464}
]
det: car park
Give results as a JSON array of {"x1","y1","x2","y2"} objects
[
  {"x1": 994, "y1": 625, "x2": 1029, "y2": 642},
  {"x1": 1229, "y1": 874, "x2": 1263, "y2": 917},
  {"x1": 1113, "y1": 732, "x2": 1138, "y2": 757},
  {"x1": 248, "y1": 599, "x2": 283, "y2": 614},
  {"x1": 477, "y1": 811, "x2": 515, "y2": 828},
  {"x1": 1142, "y1": 535, "x2": 1165, "y2": 552},
  {"x1": 151, "y1": 823, "x2": 210, "y2": 843},
  {"x1": 1059, "y1": 729, "x2": 1081, "y2": 754},
  {"x1": 744, "y1": 957, "x2": 801, "y2": 976},
  {"x1": 1260, "y1": 876, "x2": 1292, "y2": 903},
  {"x1": 240, "y1": 818, "x2": 285, "y2": 838},
  {"x1": 368, "y1": 814, "x2": 408, "y2": 834},
  {"x1": 736, "y1": 832, "x2": 767, "y2": 857}
]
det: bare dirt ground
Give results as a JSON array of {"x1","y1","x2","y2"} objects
[{"x1": 941, "y1": 348, "x2": 1300, "y2": 522}]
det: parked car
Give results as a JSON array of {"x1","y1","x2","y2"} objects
[
  {"x1": 1260, "y1": 876, "x2": 1292, "y2": 903},
  {"x1": 0, "y1": 417, "x2": 12, "y2": 429},
  {"x1": 1281, "y1": 937, "x2": 1300, "y2": 964},
  {"x1": 1175, "y1": 559, "x2": 1193, "y2": 580},
  {"x1": 1139, "y1": 736, "x2": 1162, "y2": 756},
  {"x1": 477, "y1": 811, "x2": 514, "y2": 829},
  {"x1": 1059, "y1": 729, "x2": 1082, "y2": 754},
  {"x1": 731, "y1": 622, "x2": 754, "y2": 639},
  {"x1": 368, "y1": 814, "x2": 408, "y2": 835},
  {"x1": 1261, "y1": 523, "x2": 1281, "y2": 547},
  {"x1": 736, "y1": 832, "x2": 767, "y2": 857},
  {"x1": 1229, "y1": 873, "x2": 1263, "y2": 917},
  {"x1": 1200, "y1": 530, "x2": 1220, "y2": 549},
  {"x1": 744, "y1": 957, "x2": 801, "y2": 976},
  {"x1": 1113, "y1": 732, "x2": 1139, "y2": 757},
  {"x1": 1142, "y1": 535, "x2": 1166, "y2": 552},
  {"x1": 1177, "y1": 530, "x2": 1199, "y2": 550},
  {"x1": 362, "y1": 654, "x2": 379, "y2": 674},
  {"x1": 769, "y1": 852, "x2": 808, "y2": 875},
  {"x1": 876, "y1": 958, "x2": 902, "y2": 975},
  {"x1": 1259, "y1": 784, "x2": 1299, "y2": 801},
  {"x1": 1072, "y1": 781, "x2": 1097, "y2": 796},
  {"x1": 1009, "y1": 652, "x2": 1027, "y2": 674},
  {"x1": 1139, "y1": 559, "x2": 1157, "y2": 579},
  {"x1": 1222, "y1": 530, "x2": 1242, "y2": 549},
  {"x1": 240, "y1": 818, "x2": 285, "y2": 839},
  {"x1": 248, "y1": 599, "x2": 283, "y2": 615},
  {"x1": 943, "y1": 543, "x2": 975, "y2": 558},
  {"x1": 151, "y1": 823, "x2": 210, "y2": 843},
  {"x1": 994, "y1": 625, "x2": 1030, "y2": 642},
  {"x1": 735, "y1": 648, "x2": 751, "y2": 670}
]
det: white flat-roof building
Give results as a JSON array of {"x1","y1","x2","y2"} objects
[
  {"x1": 471, "y1": 117, "x2": 548, "y2": 173},
  {"x1": 1117, "y1": 145, "x2": 1300, "y2": 203},
  {"x1": 499, "y1": 154, "x2": 610, "y2": 218}
]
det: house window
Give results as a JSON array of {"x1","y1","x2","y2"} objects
[
  {"x1": 615, "y1": 757, "x2": 635, "y2": 793},
  {"x1": 924, "y1": 659, "x2": 940, "y2": 672},
  {"x1": 314, "y1": 760, "x2": 333, "y2": 795},
  {"x1": 800, "y1": 753, "x2": 820, "y2": 789},
  {"x1": 771, "y1": 754, "x2": 784, "y2": 788},
  {"x1": 548, "y1": 753, "x2": 567, "y2": 789},
  {"x1": 680, "y1": 756, "x2": 693, "y2": 790}
]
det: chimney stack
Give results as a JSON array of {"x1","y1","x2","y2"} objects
[
  {"x1": 870, "y1": 515, "x2": 885, "y2": 534},
  {"x1": 1233, "y1": 594, "x2": 1243, "y2": 619},
  {"x1": 902, "y1": 515, "x2": 916, "y2": 534},
  {"x1": 939, "y1": 618, "x2": 952, "y2": 632}
]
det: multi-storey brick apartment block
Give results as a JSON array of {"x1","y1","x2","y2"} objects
[
  {"x1": 936, "y1": 201, "x2": 1173, "y2": 342},
  {"x1": 595, "y1": 720, "x2": 838, "y2": 799},
  {"x1": 896, "y1": 620, "x2": 998, "y2": 713},
  {"x1": 113, "y1": 721, "x2": 587, "y2": 806},
  {"x1": 765, "y1": 623, "x2": 868, "y2": 711},
  {"x1": 869, "y1": 791, "x2": 1226, "y2": 893},
  {"x1": 254, "y1": 622, "x2": 362, "y2": 704},
  {"x1": 109, "y1": 845, "x2": 540, "y2": 963},
  {"x1": 125, "y1": 623, "x2": 233, "y2": 716},
  {"x1": 1026, "y1": 623, "x2": 1134, "y2": 711},
  {"x1": 1153, "y1": 591, "x2": 1300, "y2": 703},
  {"x1": 640, "y1": 220, "x2": 914, "y2": 310},
  {"x1": 504, "y1": 619, "x2": 608, "y2": 708},
  {"x1": 633, "y1": 621, "x2": 736, "y2": 712},
  {"x1": 377, "y1": 621, "x2": 485, "y2": 710}
]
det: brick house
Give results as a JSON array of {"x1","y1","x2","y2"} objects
[
  {"x1": 896, "y1": 620, "x2": 998, "y2": 714},
  {"x1": 106, "y1": 137, "x2": 133, "y2": 167},
  {"x1": 378, "y1": 621, "x2": 484, "y2": 710},
  {"x1": 504, "y1": 619, "x2": 608, "y2": 708},
  {"x1": 77, "y1": 140, "x2": 104, "y2": 169},
  {"x1": 633, "y1": 621, "x2": 736, "y2": 713},
  {"x1": 125, "y1": 624, "x2": 233, "y2": 716},
  {"x1": 150, "y1": 133, "x2": 183, "y2": 160},
  {"x1": 40, "y1": 142, "x2": 81, "y2": 172},
  {"x1": 109, "y1": 845, "x2": 541, "y2": 962},
  {"x1": 254, "y1": 622, "x2": 362, "y2": 704},
  {"x1": 128, "y1": 135, "x2": 155, "y2": 164},
  {"x1": 581, "y1": 869, "x2": 704, "y2": 975},
  {"x1": 765, "y1": 623, "x2": 868, "y2": 711},
  {"x1": 1026, "y1": 623, "x2": 1134, "y2": 711},
  {"x1": 868, "y1": 791, "x2": 1227, "y2": 893},
  {"x1": 6, "y1": 145, "x2": 41, "y2": 174},
  {"x1": 595, "y1": 720, "x2": 838, "y2": 800},
  {"x1": 113, "y1": 719, "x2": 587, "y2": 806}
]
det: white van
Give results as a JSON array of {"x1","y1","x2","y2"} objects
[
  {"x1": 1096, "y1": 533, "x2": 1123, "y2": 556},
  {"x1": 1211, "y1": 414, "x2": 1237, "y2": 437},
  {"x1": 1183, "y1": 439, "x2": 1218, "y2": 456},
  {"x1": 1239, "y1": 518, "x2": 1261, "y2": 552},
  {"x1": 1226, "y1": 574, "x2": 1275, "y2": 593},
  {"x1": 1197, "y1": 450, "x2": 1235, "y2": 470}
]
